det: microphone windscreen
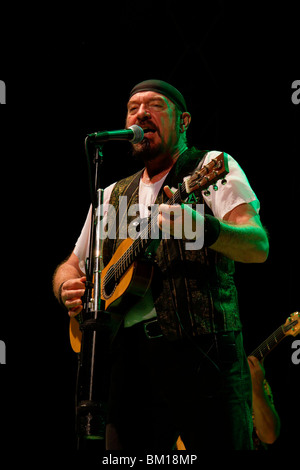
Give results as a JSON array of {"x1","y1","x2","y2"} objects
[{"x1": 129, "y1": 125, "x2": 144, "y2": 143}]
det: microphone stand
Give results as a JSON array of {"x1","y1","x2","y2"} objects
[{"x1": 75, "y1": 139, "x2": 113, "y2": 449}]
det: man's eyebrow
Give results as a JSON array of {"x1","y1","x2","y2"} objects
[
  {"x1": 148, "y1": 96, "x2": 166, "y2": 103},
  {"x1": 127, "y1": 99, "x2": 139, "y2": 107},
  {"x1": 127, "y1": 96, "x2": 167, "y2": 107}
]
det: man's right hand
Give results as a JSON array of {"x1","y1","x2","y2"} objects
[{"x1": 60, "y1": 276, "x2": 86, "y2": 317}]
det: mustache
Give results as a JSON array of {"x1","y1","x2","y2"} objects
[{"x1": 136, "y1": 121, "x2": 159, "y2": 135}]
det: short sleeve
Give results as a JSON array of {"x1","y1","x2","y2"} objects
[
  {"x1": 201, "y1": 151, "x2": 260, "y2": 220},
  {"x1": 74, "y1": 182, "x2": 116, "y2": 272}
]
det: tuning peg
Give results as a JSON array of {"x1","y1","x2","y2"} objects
[
  {"x1": 204, "y1": 189, "x2": 210, "y2": 196},
  {"x1": 213, "y1": 184, "x2": 218, "y2": 191},
  {"x1": 221, "y1": 178, "x2": 227, "y2": 185}
]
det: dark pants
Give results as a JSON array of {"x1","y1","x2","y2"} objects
[{"x1": 106, "y1": 323, "x2": 253, "y2": 451}]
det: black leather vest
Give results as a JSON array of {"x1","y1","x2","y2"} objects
[{"x1": 103, "y1": 149, "x2": 242, "y2": 341}]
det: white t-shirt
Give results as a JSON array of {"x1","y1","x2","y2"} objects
[{"x1": 74, "y1": 151, "x2": 260, "y2": 327}]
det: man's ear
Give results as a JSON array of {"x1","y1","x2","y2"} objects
[{"x1": 180, "y1": 112, "x2": 191, "y2": 132}]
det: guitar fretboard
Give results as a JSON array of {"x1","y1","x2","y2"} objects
[
  {"x1": 250, "y1": 320, "x2": 298, "y2": 360},
  {"x1": 113, "y1": 180, "x2": 188, "y2": 280}
]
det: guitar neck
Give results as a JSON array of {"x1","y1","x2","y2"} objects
[
  {"x1": 250, "y1": 326, "x2": 286, "y2": 360},
  {"x1": 249, "y1": 318, "x2": 298, "y2": 360},
  {"x1": 115, "y1": 181, "x2": 188, "y2": 274}
]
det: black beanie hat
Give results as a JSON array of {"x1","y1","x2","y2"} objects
[{"x1": 129, "y1": 79, "x2": 187, "y2": 112}]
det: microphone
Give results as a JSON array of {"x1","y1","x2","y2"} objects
[{"x1": 88, "y1": 125, "x2": 144, "y2": 144}]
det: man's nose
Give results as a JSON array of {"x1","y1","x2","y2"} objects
[{"x1": 136, "y1": 104, "x2": 151, "y2": 121}]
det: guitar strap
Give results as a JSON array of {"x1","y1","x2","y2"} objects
[
  {"x1": 154, "y1": 150, "x2": 208, "y2": 206},
  {"x1": 113, "y1": 168, "x2": 144, "y2": 245},
  {"x1": 118, "y1": 168, "x2": 144, "y2": 209}
]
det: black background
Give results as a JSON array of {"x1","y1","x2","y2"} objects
[{"x1": 0, "y1": 0, "x2": 299, "y2": 456}]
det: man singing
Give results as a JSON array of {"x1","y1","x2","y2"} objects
[{"x1": 53, "y1": 79, "x2": 269, "y2": 450}]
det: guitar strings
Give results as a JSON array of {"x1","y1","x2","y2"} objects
[
  {"x1": 105, "y1": 184, "x2": 184, "y2": 283},
  {"x1": 250, "y1": 326, "x2": 285, "y2": 359},
  {"x1": 103, "y1": 182, "x2": 186, "y2": 286}
]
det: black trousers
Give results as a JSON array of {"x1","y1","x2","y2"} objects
[{"x1": 106, "y1": 323, "x2": 253, "y2": 451}]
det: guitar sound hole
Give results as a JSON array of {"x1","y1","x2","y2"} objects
[{"x1": 103, "y1": 266, "x2": 117, "y2": 298}]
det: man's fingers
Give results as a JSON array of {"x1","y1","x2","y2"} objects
[
  {"x1": 63, "y1": 277, "x2": 86, "y2": 290},
  {"x1": 61, "y1": 277, "x2": 86, "y2": 300},
  {"x1": 163, "y1": 185, "x2": 175, "y2": 198},
  {"x1": 68, "y1": 305, "x2": 83, "y2": 318},
  {"x1": 159, "y1": 203, "x2": 182, "y2": 215},
  {"x1": 63, "y1": 288, "x2": 86, "y2": 300},
  {"x1": 61, "y1": 277, "x2": 86, "y2": 314},
  {"x1": 65, "y1": 296, "x2": 83, "y2": 307}
]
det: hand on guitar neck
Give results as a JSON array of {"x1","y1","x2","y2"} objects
[
  {"x1": 246, "y1": 312, "x2": 299, "y2": 445},
  {"x1": 247, "y1": 355, "x2": 281, "y2": 445},
  {"x1": 158, "y1": 185, "x2": 204, "y2": 242}
]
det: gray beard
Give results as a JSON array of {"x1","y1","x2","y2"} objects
[{"x1": 131, "y1": 138, "x2": 164, "y2": 162}]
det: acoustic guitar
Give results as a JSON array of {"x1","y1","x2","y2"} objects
[
  {"x1": 70, "y1": 152, "x2": 229, "y2": 352},
  {"x1": 176, "y1": 311, "x2": 300, "y2": 450}
]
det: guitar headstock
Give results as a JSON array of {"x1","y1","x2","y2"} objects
[
  {"x1": 283, "y1": 311, "x2": 300, "y2": 337},
  {"x1": 186, "y1": 152, "x2": 229, "y2": 195}
]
